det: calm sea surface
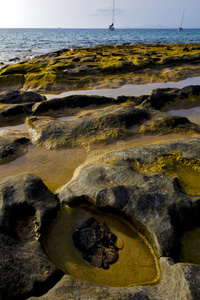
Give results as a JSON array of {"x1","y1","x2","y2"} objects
[{"x1": 0, "y1": 28, "x2": 200, "y2": 64}]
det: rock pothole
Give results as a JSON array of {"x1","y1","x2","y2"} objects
[{"x1": 10, "y1": 203, "x2": 40, "y2": 243}]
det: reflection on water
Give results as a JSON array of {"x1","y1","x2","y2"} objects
[
  {"x1": 0, "y1": 145, "x2": 87, "y2": 192},
  {"x1": 0, "y1": 123, "x2": 27, "y2": 131},
  {"x1": 168, "y1": 106, "x2": 200, "y2": 125},
  {"x1": 43, "y1": 76, "x2": 200, "y2": 100},
  {"x1": 58, "y1": 116, "x2": 76, "y2": 121}
]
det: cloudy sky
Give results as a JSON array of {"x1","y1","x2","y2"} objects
[{"x1": 0, "y1": 0, "x2": 199, "y2": 28}]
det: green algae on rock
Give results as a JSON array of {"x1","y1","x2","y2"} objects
[
  {"x1": 134, "y1": 151, "x2": 200, "y2": 196},
  {"x1": 140, "y1": 85, "x2": 200, "y2": 111},
  {"x1": 43, "y1": 206, "x2": 160, "y2": 287},
  {"x1": 26, "y1": 105, "x2": 200, "y2": 149},
  {"x1": 1, "y1": 43, "x2": 200, "y2": 92}
]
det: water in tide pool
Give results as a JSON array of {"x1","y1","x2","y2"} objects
[{"x1": 0, "y1": 28, "x2": 200, "y2": 65}]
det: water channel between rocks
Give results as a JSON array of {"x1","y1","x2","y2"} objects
[
  {"x1": 43, "y1": 76, "x2": 200, "y2": 125},
  {"x1": 0, "y1": 134, "x2": 192, "y2": 192},
  {"x1": 0, "y1": 77, "x2": 200, "y2": 191},
  {"x1": 43, "y1": 76, "x2": 200, "y2": 99}
]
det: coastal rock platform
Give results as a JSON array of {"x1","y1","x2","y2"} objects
[
  {"x1": 1, "y1": 44, "x2": 200, "y2": 92},
  {"x1": 26, "y1": 105, "x2": 200, "y2": 149},
  {"x1": 1, "y1": 43, "x2": 200, "y2": 300},
  {"x1": 1, "y1": 137, "x2": 200, "y2": 299}
]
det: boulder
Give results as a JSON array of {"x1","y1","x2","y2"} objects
[
  {"x1": 58, "y1": 136, "x2": 200, "y2": 258},
  {"x1": 1, "y1": 138, "x2": 200, "y2": 299},
  {"x1": 32, "y1": 94, "x2": 115, "y2": 115},
  {"x1": 0, "y1": 173, "x2": 62, "y2": 300},
  {"x1": 0, "y1": 90, "x2": 46, "y2": 104},
  {"x1": 140, "y1": 85, "x2": 200, "y2": 110},
  {"x1": 0, "y1": 129, "x2": 29, "y2": 161},
  {"x1": 0, "y1": 103, "x2": 33, "y2": 124},
  {"x1": 27, "y1": 105, "x2": 200, "y2": 149}
]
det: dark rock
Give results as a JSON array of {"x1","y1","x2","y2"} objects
[
  {"x1": 32, "y1": 94, "x2": 115, "y2": 115},
  {"x1": 0, "y1": 129, "x2": 29, "y2": 161},
  {"x1": 105, "y1": 249, "x2": 119, "y2": 264},
  {"x1": 140, "y1": 85, "x2": 200, "y2": 110},
  {"x1": 0, "y1": 90, "x2": 46, "y2": 104},
  {"x1": 27, "y1": 105, "x2": 200, "y2": 149},
  {"x1": 0, "y1": 173, "x2": 61, "y2": 300},
  {"x1": 73, "y1": 217, "x2": 123, "y2": 269},
  {"x1": 28, "y1": 257, "x2": 198, "y2": 300},
  {"x1": 74, "y1": 227, "x2": 104, "y2": 251},
  {"x1": 91, "y1": 254, "x2": 103, "y2": 268},
  {"x1": 116, "y1": 95, "x2": 149, "y2": 105},
  {"x1": 59, "y1": 136, "x2": 200, "y2": 259},
  {"x1": 9, "y1": 57, "x2": 20, "y2": 62},
  {"x1": 0, "y1": 103, "x2": 33, "y2": 120}
]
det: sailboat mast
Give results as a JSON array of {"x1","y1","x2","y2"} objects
[
  {"x1": 112, "y1": 0, "x2": 115, "y2": 25},
  {"x1": 181, "y1": 8, "x2": 185, "y2": 27}
]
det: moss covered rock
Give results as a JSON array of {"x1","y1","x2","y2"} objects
[
  {"x1": 1, "y1": 43, "x2": 200, "y2": 92},
  {"x1": 26, "y1": 105, "x2": 200, "y2": 149}
]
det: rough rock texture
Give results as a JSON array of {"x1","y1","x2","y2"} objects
[
  {"x1": 32, "y1": 94, "x2": 115, "y2": 115},
  {"x1": 52, "y1": 136, "x2": 200, "y2": 299},
  {"x1": 0, "y1": 90, "x2": 46, "y2": 124},
  {"x1": 58, "y1": 137, "x2": 200, "y2": 259},
  {"x1": 26, "y1": 105, "x2": 200, "y2": 149},
  {"x1": 0, "y1": 173, "x2": 62, "y2": 300},
  {"x1": 28, "y1": 257, "x2": 199, "y2": 300},
  {"x1": 0, "y1": 90, "x2": 46, "y2": 104},
  {"x1": 0, "y1": 103, "x2": 33, "y2": 123},
  {"x1": 1, "y1": 44, "x2": 200, "y2": 92},
  {"x1": 1, "y1": 138, "x2": 200, "y2": 299},
  {"x1": 140, "y1": 85, "x2": 200, "y2": 110},
  {"x1": 0, "y1": 129, "x2": 29, "y2": 161},
  {"x1": 73, "y1": 217, "x2": 122, "y2": 269}
]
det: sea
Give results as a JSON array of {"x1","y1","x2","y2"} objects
[{"x1": 0, "y1": 28, "x2": 200, "y2": 65}]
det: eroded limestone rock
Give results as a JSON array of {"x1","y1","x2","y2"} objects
[
  {"x1": 0, "y1": 173, "x2": 62, "y2": 300},
  {"x1": 0, "y1": 90, "x2": 46, "y2": 104},
  {"x1": 26, "y1": 106, "x2": 200, "y2": 149},
  {"x1": 0, "y1": 129, "x2": 29, "y2": 162},
  {"x1": 140, "y1": 85, "x2": 200, "y2": 110}
]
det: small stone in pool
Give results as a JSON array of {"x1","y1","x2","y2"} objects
[{"x1": 72, "y1": 217, "x2": 124, "y2": 269}]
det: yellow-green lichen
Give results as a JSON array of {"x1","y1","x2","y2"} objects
[
  {"x1": 134, "y1": 152, "x2": 200, "y2": 196},
  {"x1": 1, "y1": 43, "x2": 200, "y2": 92}
]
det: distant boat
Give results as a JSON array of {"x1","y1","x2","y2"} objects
[
  {"x1": 178, "y1": 8, "x2": 185, "y2": 31},
  {"x1": 109, "y1": 0, "x2": 115, "y2": 31}
]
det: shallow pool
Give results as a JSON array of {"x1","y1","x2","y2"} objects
[
  {"x1": 168, "y1": 106, "x2": 200, "y2": 125},
  {"x1": 43, "y1": 76, "x2": 200, "y2": 100}
]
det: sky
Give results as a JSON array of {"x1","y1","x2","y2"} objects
[{"x1": 0, "y1": 0, "x2": 199, "y2": 29}]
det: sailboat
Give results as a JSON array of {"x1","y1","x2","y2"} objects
[
  {"x1": 178, "y1": 8, "x2": 185, "y2": 31},
  {"x1": 109, "y1": 0, "x2": 115, "y2": 31}
]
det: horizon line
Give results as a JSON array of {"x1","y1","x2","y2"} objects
[{"x1": 0, "y1": 27, "x2": 200, "y2": 30}]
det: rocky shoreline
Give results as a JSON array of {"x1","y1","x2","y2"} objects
[
  {"x1": 1, "y1": 44, "x2": 200, "y2": 299},
  {"x1": 1, "y1": 43, "x2": 200, "y2": 93}
]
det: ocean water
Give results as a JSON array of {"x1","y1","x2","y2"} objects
[{"x1": 0, "y1": 28, "x2": 200, "y2": 64}]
